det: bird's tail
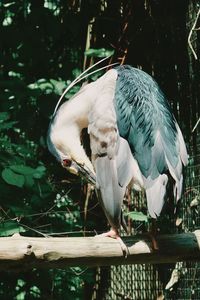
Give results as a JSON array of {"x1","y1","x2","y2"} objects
[{"x1": 144, "y1": 174, "x2": 168, "y2": 218}]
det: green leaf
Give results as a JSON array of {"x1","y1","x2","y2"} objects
[
  {"x1": 16, "y1": 145, "x2": 35, "y2": 157},
  {"x1": 125, "y1": 211, "x2": 148, "y2": 223},
  {"x1": 2, "y1": 168, "x2": 25, "y2": 188},
  {"x1": 33, "y1": 172, "x2": 43, "y2": 179},
  {"x1": 0, "y1": 221, "x2": 26, "y2": 237},
  {"x1": 9, "y1": 205, "x2": 34, "y2": 216},
  {"x1": 28, "y1": 79, "x2": 54, "y2": 94},
  {"x1": 50, "y1": 79, "x2": 67, "y2": 95},
  {"x1": 0, "y1": 112, "x2": 10, "y2": 122},
  {"x1": 84, "y1": 48, "x2": 114, "y2": 58},
  {"x1": 8, "y1": 71, "x2": 22, "y2": 78},
  {"x1": 65, "y1": 85, "x2": 80, "y2": 99},
  {"x1": 33, "y1": 165, "x2": 46, "y2": 179},
  {"x1": 10, "y1": 165, "x2": 36, "y2": 175},
  {"x1": 0, "y1": 121, "x2": 17, "y2": 130},
  {"x1": 24, "y1": 174, "x2": 35, "y2": 187},
  {"x1": 35, "y1": 165, "x2": 46, "y2": 172}
]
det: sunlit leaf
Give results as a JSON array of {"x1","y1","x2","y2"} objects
[
  {"x1": 33, "y1": 165, "x2": 46, "y2": 179},
  {"x1": 50, "y1": 79, "x2": 66, "y2": 95},
  {"x1": 8, "y1": 71, "x2": 22, "y2": 78},
  {"x1": 28, "y1": 79, "x2": 54, "y2": 94},
  {"x1": 3, "y1": 2, "x2": 16, "y2": 8},
  {"x1": 84, "y1": 48, "x2": 114, "y2": 58},
  {"x1": 35, "y1": 165, "x2": 46, "y2": 172},
  {"x1": 33, "y1": 172, "x2": 43, "y2": 179},
  {"x1": 125, "y1": 211, "x2": 148, "y2": 222}
]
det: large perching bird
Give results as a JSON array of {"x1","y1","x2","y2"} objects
[{"x1": 47, "y1": 62, "x2": 188, "y2": 249}]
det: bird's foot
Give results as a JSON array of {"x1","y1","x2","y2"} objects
[
  {"x1": 147, "y1": 233, "x2": 159, "y2": 251},
  {"x1": 97, "y1": 228, "x2": 118, "y2": 238},
  {"x1": 116, "y1": 236, "x2": 129, "y2": 258},
  {"x1": 96, "y1": 229, "x2": 129, "y2": 257}
]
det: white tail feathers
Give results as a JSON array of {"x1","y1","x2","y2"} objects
[
  {"x1": 176, "y1": 124, "x2": 188, "y2": 166},
  {"x1": 145, "y1": 174, "x2": 168, "y2": 218}
]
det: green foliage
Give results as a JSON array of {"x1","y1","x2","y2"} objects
[
  {"x1": 125, "y1": 211, "x2": 148, "y2": 223},
  {"x1": 1, "y1": 165, "x2": 46, "y2": 188},
  {"x1": 2, "y1": 168, "x2": 25, "y2": 187},
  {"x1": 85, "y1": 48, "x2": 114, "y2": 58},
  {"x1": 0, "y1": 1, "x2": 96, "y2": 299},
  {"x1": 0, "y1": 221, "x2": 26, "y2": 236}
]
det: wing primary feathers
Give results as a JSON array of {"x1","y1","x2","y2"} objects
[{"x1": 114, "y1": 65, "x2": 188, "y2": 217}]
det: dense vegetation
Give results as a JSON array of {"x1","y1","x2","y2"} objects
[{"x1": 0, "y1": 1, "x2": 98, "y2": 299}]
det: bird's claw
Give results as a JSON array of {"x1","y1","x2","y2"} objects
[
  {"x1": 116, "y1": 236, "x2": 129, "y2": 258},
  {"x1": 95, "y1": 229, "x2": 129, "y2": 258}
]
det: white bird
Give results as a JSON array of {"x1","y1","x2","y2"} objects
[{"x1": 47, "y1": 61, "x2": 188, "y2": 253}]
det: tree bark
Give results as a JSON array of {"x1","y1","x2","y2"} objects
[{"x1": 0, "y1": 231, "x2": 200, "y2": 271}]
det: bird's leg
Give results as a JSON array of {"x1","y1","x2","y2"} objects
[
  {"x1": 148, "y1": 218, "x2": 159, "y2": 251},
  {"x1": 96, "y1": 228, "x2": 129, "y2": 257}
]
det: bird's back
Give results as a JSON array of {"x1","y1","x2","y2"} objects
[{"x1": 114, "y1": 65, "x2": 188, "y2": 217}]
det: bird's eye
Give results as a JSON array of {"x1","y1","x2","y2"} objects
[{"x1": 62, "y1": 159, "x2": 72, "y2": 167}]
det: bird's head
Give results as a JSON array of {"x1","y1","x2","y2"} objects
[
  {"x1": 47, "y1": 56, "x2": 118, "y2": 185},
  {"x1": 61, "y1": 156, "x2": 80, "y2": 176},
  {"x1": 47, "y1": 126, "x2": 96, "y2": 184}
]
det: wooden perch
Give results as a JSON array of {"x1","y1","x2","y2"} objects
[{"x1": 0, "y1": 231, "x2": 200, "y2": 271}]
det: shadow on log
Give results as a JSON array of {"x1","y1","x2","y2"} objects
[{"x1": 0, "y1": 231, "x2": 200, "y2": 271}]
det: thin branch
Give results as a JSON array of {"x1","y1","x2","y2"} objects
[
  {"x1": 19, "y1": 223, "x2": 48, "y2": 237},
  {"x1": 192, "y1": 117, "x2": 200, "y2": 132},
  {"x1": 188, "y1": 8, "x2": 200, "y2": 60}
]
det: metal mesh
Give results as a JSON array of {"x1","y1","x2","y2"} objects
[
  {"x1": 21, "y1": 1, "x2": 200, "y2": 299},
  {"x1": 90, "y1": 1, "x2": 200, "y2": 299},
  {"x1": 91, "y1": 142, "x2": 200, "y2": 300},
  {"x1": 104, "y1": 265, "x2": 163, "y2": 300}
]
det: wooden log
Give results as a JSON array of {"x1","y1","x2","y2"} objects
[{"x1": 0, "y1": 231, "x2": 200, "y2": 271}]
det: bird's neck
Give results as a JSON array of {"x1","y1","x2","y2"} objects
[
  {"x1": 50, "y1": 69, "x2": 118, "y2": 173},
  {"x1": 51, "y1": 84, "x2": 96, "y2": 172}
]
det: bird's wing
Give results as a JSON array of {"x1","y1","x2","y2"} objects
[
  {"x1": 88, "y1": 69, "x2": 143, "y2": 230},
  {"x1": 114, "y1": 65, "x2": 188, "y2": 218}
]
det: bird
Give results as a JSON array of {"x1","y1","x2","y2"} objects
[{"x1": 47, "y1": 61, "x2": 188, "y2": 254}]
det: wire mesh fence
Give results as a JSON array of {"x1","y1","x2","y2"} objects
[
  {"x1": 89, "y1": 1, "x2": 200, "y2": 299},
  {"x1": 90, "y1": 140, "x2": 200, "y2": 300},
  {"x1": 5, "y1": 1, "x2": 199, "y2": 299}
]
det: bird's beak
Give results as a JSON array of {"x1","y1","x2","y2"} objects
[
  {"x1": 62, "y1": 160, "x2": 96, "y2": 185},
  {"x1": 75, "y1": 161, "x2": 96, "y2": 185}
]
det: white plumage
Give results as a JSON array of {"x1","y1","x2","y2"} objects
[{"x1": 47, "y1": 63, "x2": 188, "y2": 246}]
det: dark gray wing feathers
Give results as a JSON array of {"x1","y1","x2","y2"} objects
[{"x1": 114, "y1": 65, "x2": 188, "y2": 217}]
